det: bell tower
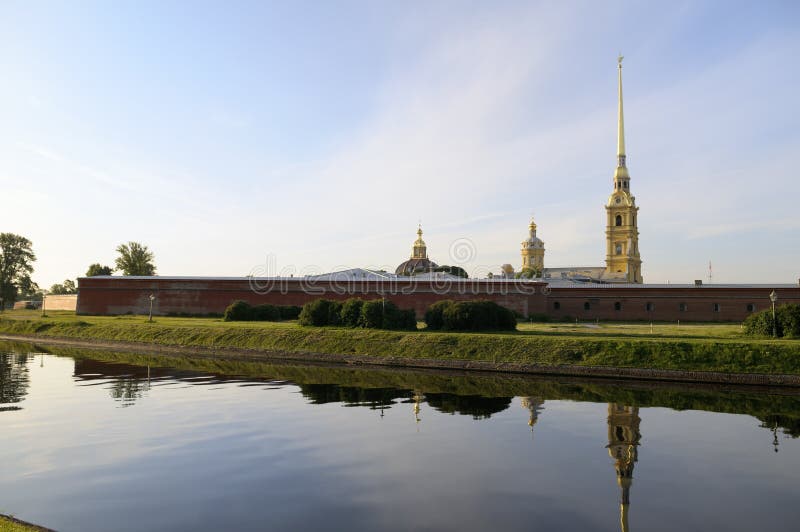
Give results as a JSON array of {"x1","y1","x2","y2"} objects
[
  {"x1": 605, "y1": 55, "x2": 643, "y2": 283},
  {"x1": 607, "y1": 404, "x2": 641, "y2": 532},
  {"x1": 520, "y1": 217, "x2": 545, "y2": 273}
]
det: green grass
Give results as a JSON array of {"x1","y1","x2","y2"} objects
[
  {"x1": 1, "y1": 309, "x2": 799, "y2": 375},
  {"x1": 0, "y1": 515, "x2": 49, "y2": 532}
]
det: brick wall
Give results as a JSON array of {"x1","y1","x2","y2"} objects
[
  {"x1": 76, "y1": 277, "x2": 800, "y2": 322},
  {"x1": 76, "y1": 277, "x2": 548, "y2": 318},
  {"x1": 546, "y1": 286, "x2": 800, "y2": 322}
]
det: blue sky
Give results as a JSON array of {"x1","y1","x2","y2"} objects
[{"x1": 1, "y1": 0, "x2": 798, "y2": 287}]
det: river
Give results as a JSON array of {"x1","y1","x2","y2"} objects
[{"x1": 2, "y1": 341, "x2": 799, "y2": 531}]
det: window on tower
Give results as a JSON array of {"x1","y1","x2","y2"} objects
[
  {"x1": 615, "y1": 243, "x2": 622, "y2": 255},
  {"x1": 615, "y1": 215, "x2": 622, "y2": 226}
]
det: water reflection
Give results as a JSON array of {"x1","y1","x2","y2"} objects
[
  {"x1": 0, "y1": 353, "x2": 30, "y2": 408},
  {"x1": 2, "y1": 344, "x2": 800, "y2": 532},
  {"x1": 607, "y1": 404, "x2": 641, "y2": 532}
]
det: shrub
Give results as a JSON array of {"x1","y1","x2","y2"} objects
[
  {"x1": 279, "y1": 305, "x2": 303, "y2": 320},
  {"x1": 744, "y1": 304, "x2": 800, "y2": 338},
  {"x1": 252, "y1": 304, "x2": 281, "y2": 321},
  {"x1": 299, "y1": 299, "x2": 343, "y2": 326},
  {"x1": 778, "y1": 304, "x2": 800, "y2": 338},
  {"x1": 424, "y1": 300, "x2": 452, "y2": 331},
  {"x1": 424, "y1": 300, "x2": 517, "y2": 331},
  {"x1": 744, "y1": 309, "x2": 777, "y2": 337},
  {"x1": 224, "y1": 300, "x2": 253, "y2": 321},
  {"x1": 381, "y1": 301, "x2": 417, "y2": 331},
  {"x1": 360, "y1": 300, "x2": 385, "y2": 329},
  {"x1": 340, "y1": 298, "x2": 364, "y2": 327}
]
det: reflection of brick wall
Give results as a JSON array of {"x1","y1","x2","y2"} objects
[
  {"x1": 44, "y1": 295, "x2": 78, "y2": 311},
  {"x1": 76, "y1": 277, "x2": 800, "y2": 322},
  {"x1": 76, "y1": 277, "x2": 547, "y2": 319}
]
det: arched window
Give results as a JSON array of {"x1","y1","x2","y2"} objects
[
  {"x1": 553, "y1": 301, "x2": 561, "y2": 310},
  {"x1": 615, "y1": 243, "x2": 623, "y2": 255},
  {"x1": 615, "y1": 215, "x2": 623, "y2": 226},
  {"x1": 584, "y1": 302, "x2": 591, "y2": 311},
  {"x1": 614, "y1": 302, "x2": 622, "y2": 311}
]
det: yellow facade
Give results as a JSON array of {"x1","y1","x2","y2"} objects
[
  {"x1": 520, "y1": 218, "x2": 545, "y2": 273},
  {"x1": 605, "y1": 57, "x2": 643, "y2": 283}
]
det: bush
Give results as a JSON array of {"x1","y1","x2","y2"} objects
[
  {"x1": 381, "y1": 301, "x2": 417, "y2": 331},
  {"x1": 298, "y1": 299, "x2": 343, "y2": 327},
  {"x1": 360, "y1": 300, "x2": 385, "y2": 329},
  {"x1": 424, "y1": 300, "x2": 516, "y2": 331},
  {"x1": 224, "y1": 300, "x2": 302, "y2": 322},
  {"x1": 340, "y1": 298, "x2": 364, "y2": 327},
  {"x1": 279, "y1": 306, "x2": 303, "y2": 320},
  {"x1": 744, "y1": 304, "x2": 800, "y2": 338},
  {"x1": 224, "y1": 300, "x2": 253, "y2": 321},
  {"x1": 424, "y1": 300, "x2": 451, "y2": 331},
  {"x1": 252, "y1": 304, "x2": 281, "y2": 321}
]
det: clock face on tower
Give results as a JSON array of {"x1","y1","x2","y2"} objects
[{"x1": 615, "y1": 196, "x2": 621, "y2": 204}]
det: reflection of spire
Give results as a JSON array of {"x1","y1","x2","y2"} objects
[
  {"x1": 773, "y1": 422, "x2": 780, "y2": 453},
  {"x1": 412, "y1": 391, "x2": 423, "y2": 427},
  {"x1": 520, "y1": 397, "x2": 544, "y2": 439},
  {"x1": 607, "y1": 404, "x2": 641, "y2": 532}
]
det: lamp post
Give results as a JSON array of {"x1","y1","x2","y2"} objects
[
  {"x1": 769, "y1": 290, "x2": 778, "y2": 338},
  {"x1": 41, "y1": 290, "x2": 47, "y2": 317},
  {"x1": 148, "y1": 293, "x2": 155, "y2": 322}
]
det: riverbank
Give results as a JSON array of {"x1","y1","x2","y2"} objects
[
  {"x1": 2, "y1": 311, "x2": 800, "y2": 385},
  {"x1": 0, "y1": 515, "x2": 54, "y2": 532}
]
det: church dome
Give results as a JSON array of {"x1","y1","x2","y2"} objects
[
  {"x1": 395, "y1": 257, "x2": 438, "y2": 275},
  {"x1": 396, "y1": 225, "x2": 439, "y2": 275}
]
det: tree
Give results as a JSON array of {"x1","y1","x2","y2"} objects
[
  {"x1": 115, "y1": 242, "x2": 156, "y2": 276},
  {"x1": 515, "y1": 267, "x2": 542, "y2": 279},
  {"x1": 0, "y1": 233, "x2": 36, "y2": 306},
  {"x1": 49, "y1": 279, "x2": 77, "y2": 295},
  {"x1": 86, "y1": 263, "x2": 114, "y2": 277},
  {"x1": 433, "y1": 265, "x2": 469, "y2": 278}
]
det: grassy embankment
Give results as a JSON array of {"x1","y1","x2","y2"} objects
[
  {"x1": 1, "y1": 310, "x2": 799, "y2": 374},
  {"x1": 0, "y1": 515, "x2": 51, "y2": 532}
]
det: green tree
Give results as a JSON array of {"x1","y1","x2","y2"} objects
[
  {"x1": 515, "y1": 267, "x2": 542, "y2": 279},
  {"x1": 49, "y1": 279, "x2": 77, "y2": 295},
  {"x1": 0, "y1": 233, "x2": 36, "y2": 306},
  {"x1": 433, "y1": 265, "x2": 469, "y2": 278},
  {"x1": 86, "y1": 263, "x2": 114, "y2": 277},
  {"x1": 115, "y1": 242, "x2": 156, "y2": 276}
]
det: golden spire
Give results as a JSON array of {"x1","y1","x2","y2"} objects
[
  {"x1": 617, "y1": 54, "x2": 626, "y2": 164},
  {"x1": 412, "y1": 224, "x2": 427, "y2": 259}
]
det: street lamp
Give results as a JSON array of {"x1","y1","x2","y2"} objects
[
  {"x1": 148, "y1": 294, "x2": 155, "y2": 322},
  {"x1": 41, "y1": 290, "x2": 48, "y2": 317},
  {"x1": 769, "y1": 290, "x2": 778, "y2": 338}
]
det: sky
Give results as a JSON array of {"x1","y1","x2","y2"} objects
[{"x1": 1, "y1": 0, "x2": 798, "y2": 287}]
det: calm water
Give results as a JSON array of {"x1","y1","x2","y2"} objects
[{"x1": 2, "y1": 343, "x2": 800, "y2": 532}]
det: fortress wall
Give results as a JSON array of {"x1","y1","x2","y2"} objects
[
  {"x1": 546, "y1": 286, "x2": 800, "y2": 322},
  {"x1": 76, "y1": 277, "x2": 548, "y2": 319},
  {"x1": 76, "y1": 277, "x2": 800, "y2": 322}
]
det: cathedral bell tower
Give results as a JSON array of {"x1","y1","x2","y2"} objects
[
  {"x1": 605, "y1": 56, "x2": 643, "y2": 283},
  {"x1": 520, "y1": 217, "x2": 545, "y2": 273}
]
